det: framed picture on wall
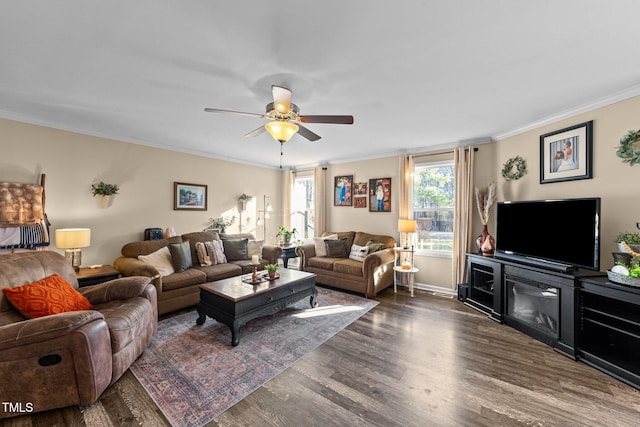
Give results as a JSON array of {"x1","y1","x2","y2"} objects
[
  {"x1": 369, "y1": 177, "x2": 391, "y2": 212},
  {"x1": 174, "y1": 182, "x2": 208, "y2": 210},
  {"x1": 353, "y1": 181, "x2": 368, "y2": 196},
  {"x1": 540, "y1": 121, "x2": 593, "y2": 184},
  {"x1": 354, "y1": 196, "x2": 367, "y2": 208},
  {"x1": 334, "y1": 175, "x2": 353, "y2": 206}
]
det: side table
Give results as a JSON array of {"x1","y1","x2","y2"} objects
[
  {"x1": 393, "y1": 247, "x2": 419, "y2": 297},
  {"x1": 279, "y1": 244, "x2": 298, "y2": 268},
  {"x1": 76, "y1": 265, "x2": 121, "y2": 287}
]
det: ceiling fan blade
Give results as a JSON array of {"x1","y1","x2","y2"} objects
[
  {"x1": 244, "y1": 125, "x2": 267, "y2": 138},
  {"x1": 272, "y1": 85, "x2": 292, "y2": 114},
  {"x1": 299, "y1": 115, "x2": 354, "y2": 124},
  {"x1": 204, "y1": 108, "x2": 267, "y2": 119},
  {"x1": 297, "y1": 124, "x2": 321, "y2": 142}
]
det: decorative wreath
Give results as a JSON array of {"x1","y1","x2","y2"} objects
[
  {"x1": 501, "y1": 156, "x2": 526, "y2": 181},
  {"x1": 616, "y1": 129, "x2": 640, "y2": 166}
]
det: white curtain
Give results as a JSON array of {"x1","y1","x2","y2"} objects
[
  {"x1": 452, "y1": 146, "x2": 475, "y2": 287},
  {"x1": 314, "y1": 166, "x2": 326, "y2": 235},
  {"x1": 399, "y1": 154, "x2": 414, "y2": 220},
  {"x1": 282, "y1": 170, "x2": 294, "y2": 230}
]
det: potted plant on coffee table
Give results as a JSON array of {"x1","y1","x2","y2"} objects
[{"x1": 265, "y1": 263, "x2": 278, "y2": 279}]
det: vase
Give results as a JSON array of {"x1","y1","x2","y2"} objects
[{"x1": 476, "y1": 224, "x2": 495, "y2": 256}]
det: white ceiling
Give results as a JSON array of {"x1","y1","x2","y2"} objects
[{"x1": 2, "y1": 1, "x2": 640, "y2": 169}]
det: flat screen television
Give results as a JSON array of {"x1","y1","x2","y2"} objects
[{"x1": 495, "y1": 197, "x2": 600, "y2": 272}]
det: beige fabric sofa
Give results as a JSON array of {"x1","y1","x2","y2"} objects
[
  {"x1": 0, "y1": 251, "x2": 157, "y2": 418},
  {"x1": 295, "y1": 231, "x2": 395, "y2": 298},
  {"x1": 114, "y1": 231, "x2": 282, "y2": 315}
]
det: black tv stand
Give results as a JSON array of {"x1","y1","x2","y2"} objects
[{"x1": 494, "y1": 252, "x2": 574, "y2": 274}]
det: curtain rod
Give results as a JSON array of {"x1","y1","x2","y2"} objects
[{"x1": 413, "y1": 146, "x2": 478, "y2": 158}]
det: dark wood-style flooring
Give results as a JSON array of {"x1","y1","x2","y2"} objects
[{"x1": 4, "y1": 286, "x2": 640, "y2": 427}]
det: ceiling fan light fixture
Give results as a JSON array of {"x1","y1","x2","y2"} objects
[{"x1": 265, "y1": 121, "x2": 299, "y2": 143}]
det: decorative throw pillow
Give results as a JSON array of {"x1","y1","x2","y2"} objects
[
  {"x1": 206, "y1": 240, "x2": 226, "y2": 264},
  {"x1": 366, "y1": 240, "x2": 386, "y2": 253},
  {"x1": 138, "y1": 246, "x2": 175, "y2": 276},
  {"x1": 168, "y1": 240, "x2": 193, "y2": 272},
  {"x1": 313, "y1": 234, "x2": 338, "y2": 257},
  {"x1": 3, "y1": 274, "x2": 93, "y2": 319},
  {"x1": 195, "y1": 242, "x2": 213, "y2": 266},
  {"x1": 222, "y1": 238, "x2": 249, "y2": 261},
  {"x1": 325, "y1": 238, "x2": 348, "y2": 258},
  {"x1": 248, "y1": 240, "x2": 264, "y2": 258},
  {"x1": 349, "y1": 244, "x2": 370, "y2": 262}
]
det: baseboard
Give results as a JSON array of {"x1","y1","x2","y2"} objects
[{"x1": 395, "y1": 282, "x2": 457, "y2": 298}]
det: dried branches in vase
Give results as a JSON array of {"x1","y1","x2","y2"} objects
[{"x1": 474, "y1": 182, "x2": 497, "y2": 255}]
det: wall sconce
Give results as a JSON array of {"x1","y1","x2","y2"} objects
[
  {"x1": 55, "y1": 228, "x2": 91, "y2": 271},
  {"x1": 256, "y1": 195, "x2": 273, "y2": 239},
  {"x1": 398, "y1": 219, "x2": 416, "y2": 249}
]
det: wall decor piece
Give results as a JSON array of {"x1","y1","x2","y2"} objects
[
  {"x1": 174, "y1": 182, "x2": 208, "y2": 210},
  {"x1": 334, "y1": 175, "x2": 353, "y2": 206},
  {"x1": 353, "y1": 181, "x2": 368, "y2": 196},
  {"x1": 369, "y1": 177, "x2": 391, "y2": 212},
  {"x1": 501, "y1": 156, "x2": 526, "y2": 181},
  {"x1": 354, "y1": 196, "x2": 367, "y2": 208},
  {"x1": 616, "y1": 129, "x2": 640, "y2": 166},
  {"x1": 540, "y1": 121, "x2": 593, "y2": 184}
]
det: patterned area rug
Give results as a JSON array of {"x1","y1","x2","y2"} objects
[{"x1": 130, "y1": 287, "x2": 378, "y2": 427}]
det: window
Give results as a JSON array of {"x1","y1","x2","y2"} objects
[
  {"x1": 290, "y1": 172, "x2": 315, "y2": 239},
  {"x1": 413, "y1": 160, "x2": 455, "y2": 255}
]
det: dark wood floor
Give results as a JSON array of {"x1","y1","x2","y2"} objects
[{"x1": 4, "y1": 286, "x2": 640, "y2": 427}]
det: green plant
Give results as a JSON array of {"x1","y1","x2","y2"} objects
[
  {"x1": 210, "y1": 216, "x2": 235, "y2": 230},
  {"x1": 239, "y1": 193, "x2": 253, "y2": 202},
  {"x1": 616, "y1": 232, "x2": 640, "y2": 245},
  {"x1": 91, "y1": 181, "x2": 119, "y2": 196},
  {"x1": 264, "y1": 263, "x2": 278, "y2": 272},
  {"x1": 276, "y1": 226, "x2": 297, "y2": 240}
]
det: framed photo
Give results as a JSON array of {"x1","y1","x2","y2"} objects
[
  {"x1": 174, "y1": 182, "x2": 208, "y2": 210},
  {"x1": 540, "y1": 121, "x2": 593, "y2": 184},
  {"x1": 353, "y1": 182, "x2": 368, "y2": 196},
  {"x1": 354, "y1": 196, "x2": 367, "y2": 208},
  {"x1": 334, "y1": 175, "x2": 353, "y2": 206},
  {"x1": 369, "y1": 177, "x2": 391, "y2": 212}
]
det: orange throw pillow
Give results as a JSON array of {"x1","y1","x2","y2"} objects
[{"x1": 3, "y1": 274, "x2": 93, "y2": 318}]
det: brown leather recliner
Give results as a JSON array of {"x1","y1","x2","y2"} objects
[{"x1": 0, "y1": 251, "x2": 157, "y2": 418}]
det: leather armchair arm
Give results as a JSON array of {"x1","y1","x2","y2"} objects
[
  {"x1": 78, "y1": 276, "x2": 153, "y2": 305},
  {"x1": 261, "y1": 244, "x2": 283, "y2": 265},
  {"x1": 295, "y1": 243, "x2": 316, "y2": 270},
  {"x1": 0, "y1": 310, "x2": 104, "y2": 350},
  {"x1": 113, "y1": 256, "x2": 160, "y2": 278}
]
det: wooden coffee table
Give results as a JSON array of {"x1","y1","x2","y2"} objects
[{"x1": 196, "y1": 269, "x2": 317, "y2": 346}]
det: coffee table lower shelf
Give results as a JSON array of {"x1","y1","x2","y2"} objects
[{"x1": 196, "y1": 270, "x2": 317, "y2": 346}]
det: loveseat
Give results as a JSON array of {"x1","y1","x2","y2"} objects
[
  {"x1": 0, "y1": 251, "x2": 157, "y2": 418},
  {"x1": 295, "y1": 231, "x2": 395, "y2": 298},
  {"x1": 114, "y1": 231, "x2": 282, "y2": 315}
]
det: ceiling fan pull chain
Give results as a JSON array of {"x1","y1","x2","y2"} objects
[{"x1": 280, "y1": 141, "x2": 284, "y2": 169}]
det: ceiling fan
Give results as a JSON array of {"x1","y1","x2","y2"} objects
[{"x1": 204, "y1": 85, "x2": 354, "y2": 143}]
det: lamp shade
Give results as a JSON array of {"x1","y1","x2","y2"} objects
[
  {"x1": 55, "y1": 228, "x2": 91, "y2": 249},
  {"x1": 398, "y1": 219, "x2": 417, "y2": 233},
  {"x1": 265, "y1": 121, "x2": 299, "y2": 142}
]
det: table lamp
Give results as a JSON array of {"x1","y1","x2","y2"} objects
[
  {"x1": 55, "y1": 228, "x2": 91, "y2": 271},
  {"x1": 398, "y1": 219, "x2": 416, "y2": 249}
]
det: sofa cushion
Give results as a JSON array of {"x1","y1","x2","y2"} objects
[
  {"x1": 207, "y1": 240, "x2": 227, "y2": 264},
  {"x1": 138, "y1": 246, "x2": 174, "y2": 277},
  {"x1": 3, "y1": 274, "x2": 93, "y2": 319},
  {"x1": 349, "y1": 244, "x2": 369, "y2": 262},
  {"x1": 223, "y1": 238, "x2": 249, "y2": 261},
  {"x1": 323, "y1": 231, "x2": 355, "y2": 251},
  {"x1": 194, "y1": 263, "x2": 243, "y2": 281},
  {"x1": 308, "y1": 256, "x2": 338, "y2": 270},
  {"x1": 195, "y1": 242, "x2": 213, "y2": 266},
  {"x1": 313, "y1": 234, "x2": 338, "y2": 257},
  {"x1": 180, "y1": 231, "x2": 220, "y2": 266},
  {"x1": 325, "y1": 238, "x2": 349, "y2": 258},
  {"x1": 161, "y1": 269, "x2": 207, "y2": 291},
  {"x1": 168, "y1": 241, "x2": 192, "y2": 272},
  {"x1": 248, "y1": 240, "x2": 263, "y2": 257},
  {"x1": 333, "y1": 259, "x2": 364, "y2": 277}
]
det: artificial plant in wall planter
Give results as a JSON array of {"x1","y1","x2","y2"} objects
[
  {"x1": 91, "y1": 181, "x2": 119, "y2": 208},
  {"x1": 238, "y1": 193, "x2": 253, "y2": 212}
]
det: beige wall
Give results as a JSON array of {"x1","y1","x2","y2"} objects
[
  {"x1": 3, "y1": 94, "x2": 638, "y2": 286},
  {"x1": 0, "y1": 119, "x2": 282, "y2": 266}
]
